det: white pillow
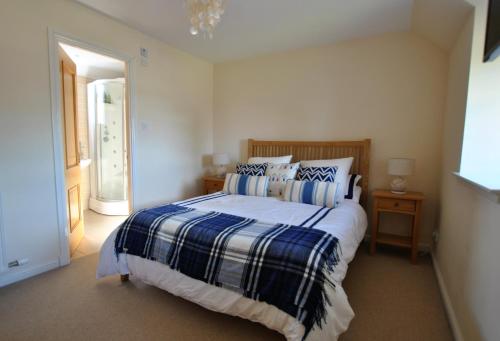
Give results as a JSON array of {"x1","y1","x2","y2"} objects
[
  {"x1": 248, "y1": 155, "x2": 292, "y2": 164},
  {"x1": 299, "y1": 157, "x2": 354, "y2": 198},
  {"x1": 347, "y1": 186, "x2": 362, "y2": 203},
  {"x1": 265, "y1": 162, "x2": 300, "y2": 197},
  {"x1": 344, "y1": 174, "x2": 362, "y2": 200}
]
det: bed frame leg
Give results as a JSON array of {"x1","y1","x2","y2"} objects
[{"x1": 120, "y1": 274, "x2": 129, "y2": 282}]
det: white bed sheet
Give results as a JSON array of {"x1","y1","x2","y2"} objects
[{"x1": 97, "y1": 193, "x2": 367, "y2": 341}]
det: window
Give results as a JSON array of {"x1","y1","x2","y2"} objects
[{"x1": 458, "y1": 1, "x2": 500, "y2": 194}]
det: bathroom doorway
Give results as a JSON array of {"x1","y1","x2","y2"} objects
[
  {"x1": 86, "y1": 77, "x2": 129, "y2": 216},
  {"x1": 49, "y1": 32, "x2": 135, "y2": 263}
]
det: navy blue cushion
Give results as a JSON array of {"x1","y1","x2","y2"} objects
[
  {"x1": 296, "y1": 166, "x2": 338, "y2": 182},
  {"x1": 236, "y1": 163, "x2": 267, "y2": 176}
]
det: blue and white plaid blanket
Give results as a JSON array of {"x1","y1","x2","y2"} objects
[{"x1": 115, "y1": 203, "x2": 340, "y2": 335}]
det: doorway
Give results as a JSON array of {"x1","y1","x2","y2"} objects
[{"x1": 49, "y1": 32, "x2": 135, "y2": 264}]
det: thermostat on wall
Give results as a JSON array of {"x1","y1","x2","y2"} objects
[{"x1": 140, "y1": 47, "x2": 149, "y2": 66}]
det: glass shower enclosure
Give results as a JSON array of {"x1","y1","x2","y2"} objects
[{"x1": 87, "y1": 78, "x2": 128, "y2": 215}]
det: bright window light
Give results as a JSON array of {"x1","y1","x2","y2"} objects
[{"x1": 460, "y1": 52, "x2": 500, "y2": 190}]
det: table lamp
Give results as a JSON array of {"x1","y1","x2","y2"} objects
[
  {"x1": 388, "y1": 158, "x2": 415, "y2": 194},
  {"x1": 213, "y1": 153, "x2": 229, "y2": 178}
]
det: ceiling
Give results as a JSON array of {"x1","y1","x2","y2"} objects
[
  {"x1": 60, "y1": 43, "x2": 125, "y2": 79},
  {"x1": 411, "y1": 0, "x2": 473, "y2": 50},
  {"x1": 75, "y1": 0, "x2": 473, "y2": 63}
]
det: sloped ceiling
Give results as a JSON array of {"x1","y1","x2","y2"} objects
[
  {"x1": 75, "y1": 0, "x2": 473, "y2": 63},
  {"x1": 60, "y1": 43, "x2": 125, "y2": 79},
  {"x1": 412, "y1": 0, "x2": 473, "y2": 50}
]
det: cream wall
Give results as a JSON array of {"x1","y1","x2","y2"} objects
[
  {"x1": 214, "y1": 32, "x2": 448, "y2": 244},
  {"x1": 0, "y1": 0, "x2": 213, "y2": 286},
  {"x1": 437, "y1": 3, "x2": 500, "y2": 340}
]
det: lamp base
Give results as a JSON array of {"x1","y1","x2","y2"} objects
[
  {"x1": 214, "y1": 165, "x2": 227, "y2": 178},
  {"x1": 390, "y1": 176, "x2": 407, "y2": 194}
]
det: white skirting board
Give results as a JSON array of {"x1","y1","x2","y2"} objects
[
  {"x1": 0, "y1": 193, "x2": 61, "y2": 287},
  {"x1": 0, "y1": 260, "x2": 59, "y2": 288},
  {"x1": 0, "y1": 193, "x2": 5, "y2": 274},
  {"x1": 431, "y1": 253, "x2": 464, "y2": 341}
]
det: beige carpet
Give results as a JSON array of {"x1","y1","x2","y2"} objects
[
  {"x1": 72, "y1": 210, "x2": 127, "y2": 259},
  {"x1": 0, "y1": 245, "x2": 452, "y2": 341}
]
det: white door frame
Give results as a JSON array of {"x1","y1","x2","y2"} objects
[{"x1": 48, "y1": 29, "x2": 137, "y2": 266}]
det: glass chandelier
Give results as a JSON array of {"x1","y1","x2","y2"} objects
[{"x1": 185, "y1": 0, "x2": 226, "y2": 39}]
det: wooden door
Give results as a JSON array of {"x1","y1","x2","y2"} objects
[{"x1": 59, "y1": 47, "x2": 84, "y2": 256}]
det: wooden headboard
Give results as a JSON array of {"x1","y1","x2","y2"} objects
[{"x1": 248, "y1": 139, "x2": 371, "y2": 207}]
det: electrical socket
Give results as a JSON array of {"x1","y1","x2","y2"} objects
[
  {"x1": 18, "y1": 258, "x2": 29, "y2": 265},
  {"x1": 7, "y1": 258, "x2": 29, "y2": 268},
  {"x1": 432, "y1": 230, "x2": 440, "y2": 244}
]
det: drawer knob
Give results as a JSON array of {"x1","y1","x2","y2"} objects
[{"x1": 394, "y1": 202, "x2": 399, "y2": 207}]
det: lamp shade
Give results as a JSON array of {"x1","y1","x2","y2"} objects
[
  {"x1": 388, "y1": 158, "x2": 415, "y2": 176},
  {"x1": 213, "y1": 153, "x2": 229, "y2": 166}
]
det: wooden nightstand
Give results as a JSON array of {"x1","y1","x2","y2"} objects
[
  {"x1": 370, "y1": 189, "x2": 424, "y2": 263},
  {"x1": 203, "y1": 176, "x2": 225, "y2": 194}
]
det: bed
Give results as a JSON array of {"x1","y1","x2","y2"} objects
[{"x1": 97, "y1": 139, "x2": 371, "y2": 341}]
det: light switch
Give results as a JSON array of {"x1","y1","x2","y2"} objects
[{"x1": 140, "y1": 47, "x2": 149, "y2": 66}]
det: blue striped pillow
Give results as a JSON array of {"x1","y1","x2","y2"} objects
[
  {"x1": 296, "y1": 166, "x2": 338, "y2": 182},
  {"x1": 223, "y1": 173, "x2": 269, "y2": 197},
  {"x1": 283, "y1": 179, "x2": 340, "y2": 208}
]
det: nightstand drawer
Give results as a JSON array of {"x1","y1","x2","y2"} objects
[
  {"x1": 203, "y1": 177, "x2": 225, "y2": 194},
  {"x1": 206, "y1": 180, "x2": 224, "y2": 190},
  {"x1": 377, "y1": 198, "x2": 415, "y2": 212}
]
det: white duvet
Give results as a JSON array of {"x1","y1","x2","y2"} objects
[{"x1": 97, "y1": 194, "x2": 367, "y2": 340}]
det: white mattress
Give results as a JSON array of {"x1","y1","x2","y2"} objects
[{"x1": 97, "y1": 193, "x2": 367, "y2": 340}]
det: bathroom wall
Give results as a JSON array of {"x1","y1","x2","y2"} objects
[{"x1": 77, "y1": 76, "x2": 91, "y2": 210}]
